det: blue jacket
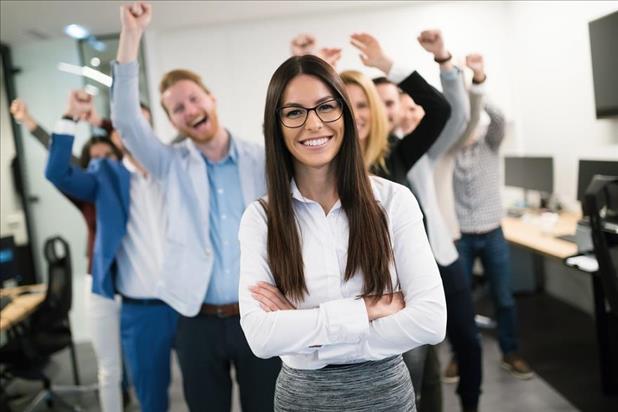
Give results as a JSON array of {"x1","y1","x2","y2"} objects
[{"x1": 45, "y1": 132, "x2": 130, "y2": 299}]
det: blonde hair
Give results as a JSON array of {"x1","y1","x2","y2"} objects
[
  {"x1": 340, "y1": 70, "x2": 390, "y2": 172},
  {"x1": 158, "y1": 69, "x2": 211, "y2": 117}
]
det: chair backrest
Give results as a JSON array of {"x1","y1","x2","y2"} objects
[
  {"x1": 38, "y1": 236, "x2": 73, "y2": 322},
  {"x1": 584, "y1": 175, "x2": 618, "y2": 317}
]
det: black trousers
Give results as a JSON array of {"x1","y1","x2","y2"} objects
[
  {"x1": 439, "y1": 257, "x2": 483, "y2": 408},
  {"x1": 175, "y1": 314, "x2": 281, "y2": 412}
]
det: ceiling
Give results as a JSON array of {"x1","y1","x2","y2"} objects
[{"x1": 0, "y1": 1, "x2": 409, "y2": 46}]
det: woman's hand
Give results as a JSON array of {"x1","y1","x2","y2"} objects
[
  {"x1": 250, "y1": 282, "x2": 296, "y2": 312},
  {"x1": 363, "y1": 291, "x2": 405, "y2": 321},
  {"x1": 350, "y1": 32, "x2": 393, "y2": 75}
]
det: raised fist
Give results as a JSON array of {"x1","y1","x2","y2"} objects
[
  {"x1": 417, "y1": 30, "x2": 449, "y2": 60},
  {"x1": 120, "y1": 2, "x2": 152, "y2": 32},
  {"x1": 290, "y1": 33, "x2": 317, "y2": 56}
]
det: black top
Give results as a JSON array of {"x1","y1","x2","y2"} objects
[{"x1": 373, "y1": 71, "x2": 451, "y2": 187}]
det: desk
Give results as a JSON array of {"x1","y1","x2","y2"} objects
[
  {"x1": 502, "y1": 211, "x2": 579, "y2": 259},
  {"x1": 0, "y1": 284, "x2": 46, "y2": 332}
]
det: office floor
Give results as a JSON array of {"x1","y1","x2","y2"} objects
[{"x1": 4, "y1": 294, "x2": 618, "y2": 412}]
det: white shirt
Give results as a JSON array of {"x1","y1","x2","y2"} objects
[
  {"x1": 238, "y1": 176, "x2": 446, "y2": 370},
  {"x1": 115, "y1": 159, "x2": 166, "y2": 299}
]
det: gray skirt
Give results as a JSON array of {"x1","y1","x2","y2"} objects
[{"x1": 274, "y1": 355, "x2": 416, "y2": 412}]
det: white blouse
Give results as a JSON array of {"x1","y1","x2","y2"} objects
[{"x1": 238, "y1": 176, "x2": 446, "y2": 370}]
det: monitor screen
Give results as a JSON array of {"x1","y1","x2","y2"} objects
[
  {"x1": 589, "y1": 11, "x2": 618, "y2": 118},
  {"x1": 577, "y1": 160, "x2": 618, "y2": 201},
  {"x1": 0, "y1": 236, "x2": 18, "y2": 283},
  {"x1": 504, "y1": 156, "x2": 553, "y2": 194}
]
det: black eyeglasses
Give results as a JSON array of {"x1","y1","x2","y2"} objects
[{"x1": 277, "y1": 98, "x2": 343, "y2": 128}]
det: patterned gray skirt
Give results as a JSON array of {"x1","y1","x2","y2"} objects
[{"x1": 274, "y1": 355, "x2": 416, "y2": 412}]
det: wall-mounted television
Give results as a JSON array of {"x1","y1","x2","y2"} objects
[{"x1": 588, "y1": 11, "x2": 618, "y2": 118}]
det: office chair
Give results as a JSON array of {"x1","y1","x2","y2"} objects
[
  {"x1": 584, "y1": 175, "x2": 618, "y2": 316},
  {"x1": 584, "y1": 175, "x2": 618, "y2": 395},
  {"x1": 0, "y1": 236, "x2": 96, "y2": 412}
]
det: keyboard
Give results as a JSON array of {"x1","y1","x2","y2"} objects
[{"x1": 555, "y1": 234, "x2": 576, "y2": 243}]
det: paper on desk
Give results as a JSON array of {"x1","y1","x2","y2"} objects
[{"x1": 565, "y1": 255, "x2": 599, "y2": 273}]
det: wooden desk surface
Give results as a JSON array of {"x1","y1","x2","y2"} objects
[
  {"x1": 0, "y1": 284, "x2": 46, "y2": 332},
  {"x1": 502, "y1": 211, "x2": 580, "y2": 259}
]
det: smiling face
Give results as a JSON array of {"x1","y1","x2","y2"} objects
[
  {"x1": 345, "y1": 83, "x2": 371, "y2": 143},
  {"x1": 399, "y1": 93, "x2": 425, "y2": 135},
  {"x1": 161, "y1": 79, "x2": 221, "y2": 143},
  {"x1": 279, "y1": 74, "x2": 345, "y2": 173}
]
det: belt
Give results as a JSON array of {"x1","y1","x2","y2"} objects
[
  {"x1": 199, "y1": 303, "x2": 240, "y2": 318},
  {"x1": 121, "y1": 295, "x2": 166, "y2": 306}
]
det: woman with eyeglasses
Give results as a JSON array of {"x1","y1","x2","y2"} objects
[{"x1": 238, "y1": 54, "x2": 446, "y2": 411}]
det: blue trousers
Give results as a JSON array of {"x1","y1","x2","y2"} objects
[
  {"x1": 457, "y1": 226, "x2": 519, "y2": 355},
  {"x1": 120, "y1": 300, "x2": 179, "y2": 412}
]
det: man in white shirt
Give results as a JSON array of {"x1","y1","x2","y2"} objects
[{"x1": 111, "y1": 3, "x2": 280, "y2": 411}]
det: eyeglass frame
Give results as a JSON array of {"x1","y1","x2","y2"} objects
[{"x1": 276, "y1": 98, "x2": 344, "y2": 129}]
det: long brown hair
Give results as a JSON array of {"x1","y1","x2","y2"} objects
[{"x1": 262, "y1": 55, "x2": 394, "y2": 303}]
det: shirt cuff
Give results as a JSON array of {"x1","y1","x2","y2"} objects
[
  {"x1": 469, "y1": 81, "x2": 487, "y2": 95},
  {"x1": 319, "y1": 297, "x2": 369, "y2": 344},
  {"x1": 53, "y1": 119, "x2": 76, "y2": 135},
  {"x1": 388, "y1": 60, "x2": 415, "y2": 85}
]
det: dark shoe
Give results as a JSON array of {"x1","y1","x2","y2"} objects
[
  {"x1": 501, "y1": 353, "x2": 534, "y2": 380},
  {"x1": 442, "y1": 358, "x2": 459, "y2": 384}
]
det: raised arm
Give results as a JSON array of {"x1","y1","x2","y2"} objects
[
  {"x1": 11, "y1": 99, "x2": 81, "y2": 165},
  {"x1": 112, "y1": 1, "x2": 173, "y2": 180},
  {"x1": 350, "y1": 32, "x2": 450, "y2": 171},
  {"x1": 417, "y1": 30, "x2": 470, "y2": 161},
  {"x1": 45, "y1": 92, "x2": 99, "y2": 202},
  {"x1": 396, "y1": 72, "x2": 451, "y2": 171},
  {"x1": 450, "y1": 54, "x2": 487, "y2": 153},
  {"x1": 484, "y1": 102, "x2": 507, "y2": 152}
]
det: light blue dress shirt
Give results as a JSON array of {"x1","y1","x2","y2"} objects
[{"x1": 203, "y1": 138, "x2": 245, "y2": 304}]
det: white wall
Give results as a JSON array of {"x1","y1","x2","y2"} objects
[
  {"x1": 144, "y1": 1, "x2": 617, "y2": 208},
  {"x1": 503, "y1": 1, "x2": 618, "y2": 209}
]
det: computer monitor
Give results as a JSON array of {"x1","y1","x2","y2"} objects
[
  {"x1": 577, "y1": 160, "x2": 618, "y2": 201},
  {"x1": 504, "y1": 156, "x2": 554, "y2": 194},
  {"x1": 0, "y1": 236, "x2": 19, "y2": 284}
]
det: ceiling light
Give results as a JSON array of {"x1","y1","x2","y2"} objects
[
  {"x1": 64, "y1": 24, "x2": 90, "y2": 40},
  {"x1": 90, "y1": 57, "x2": 101, "y2": 67}
]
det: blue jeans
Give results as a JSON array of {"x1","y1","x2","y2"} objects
[
  {"x1": 457, "y1": 226, "x2": 519, "y2": 355},
  {"x1": 121, "y1": 300, "x2": 179, "y2": 412}
]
